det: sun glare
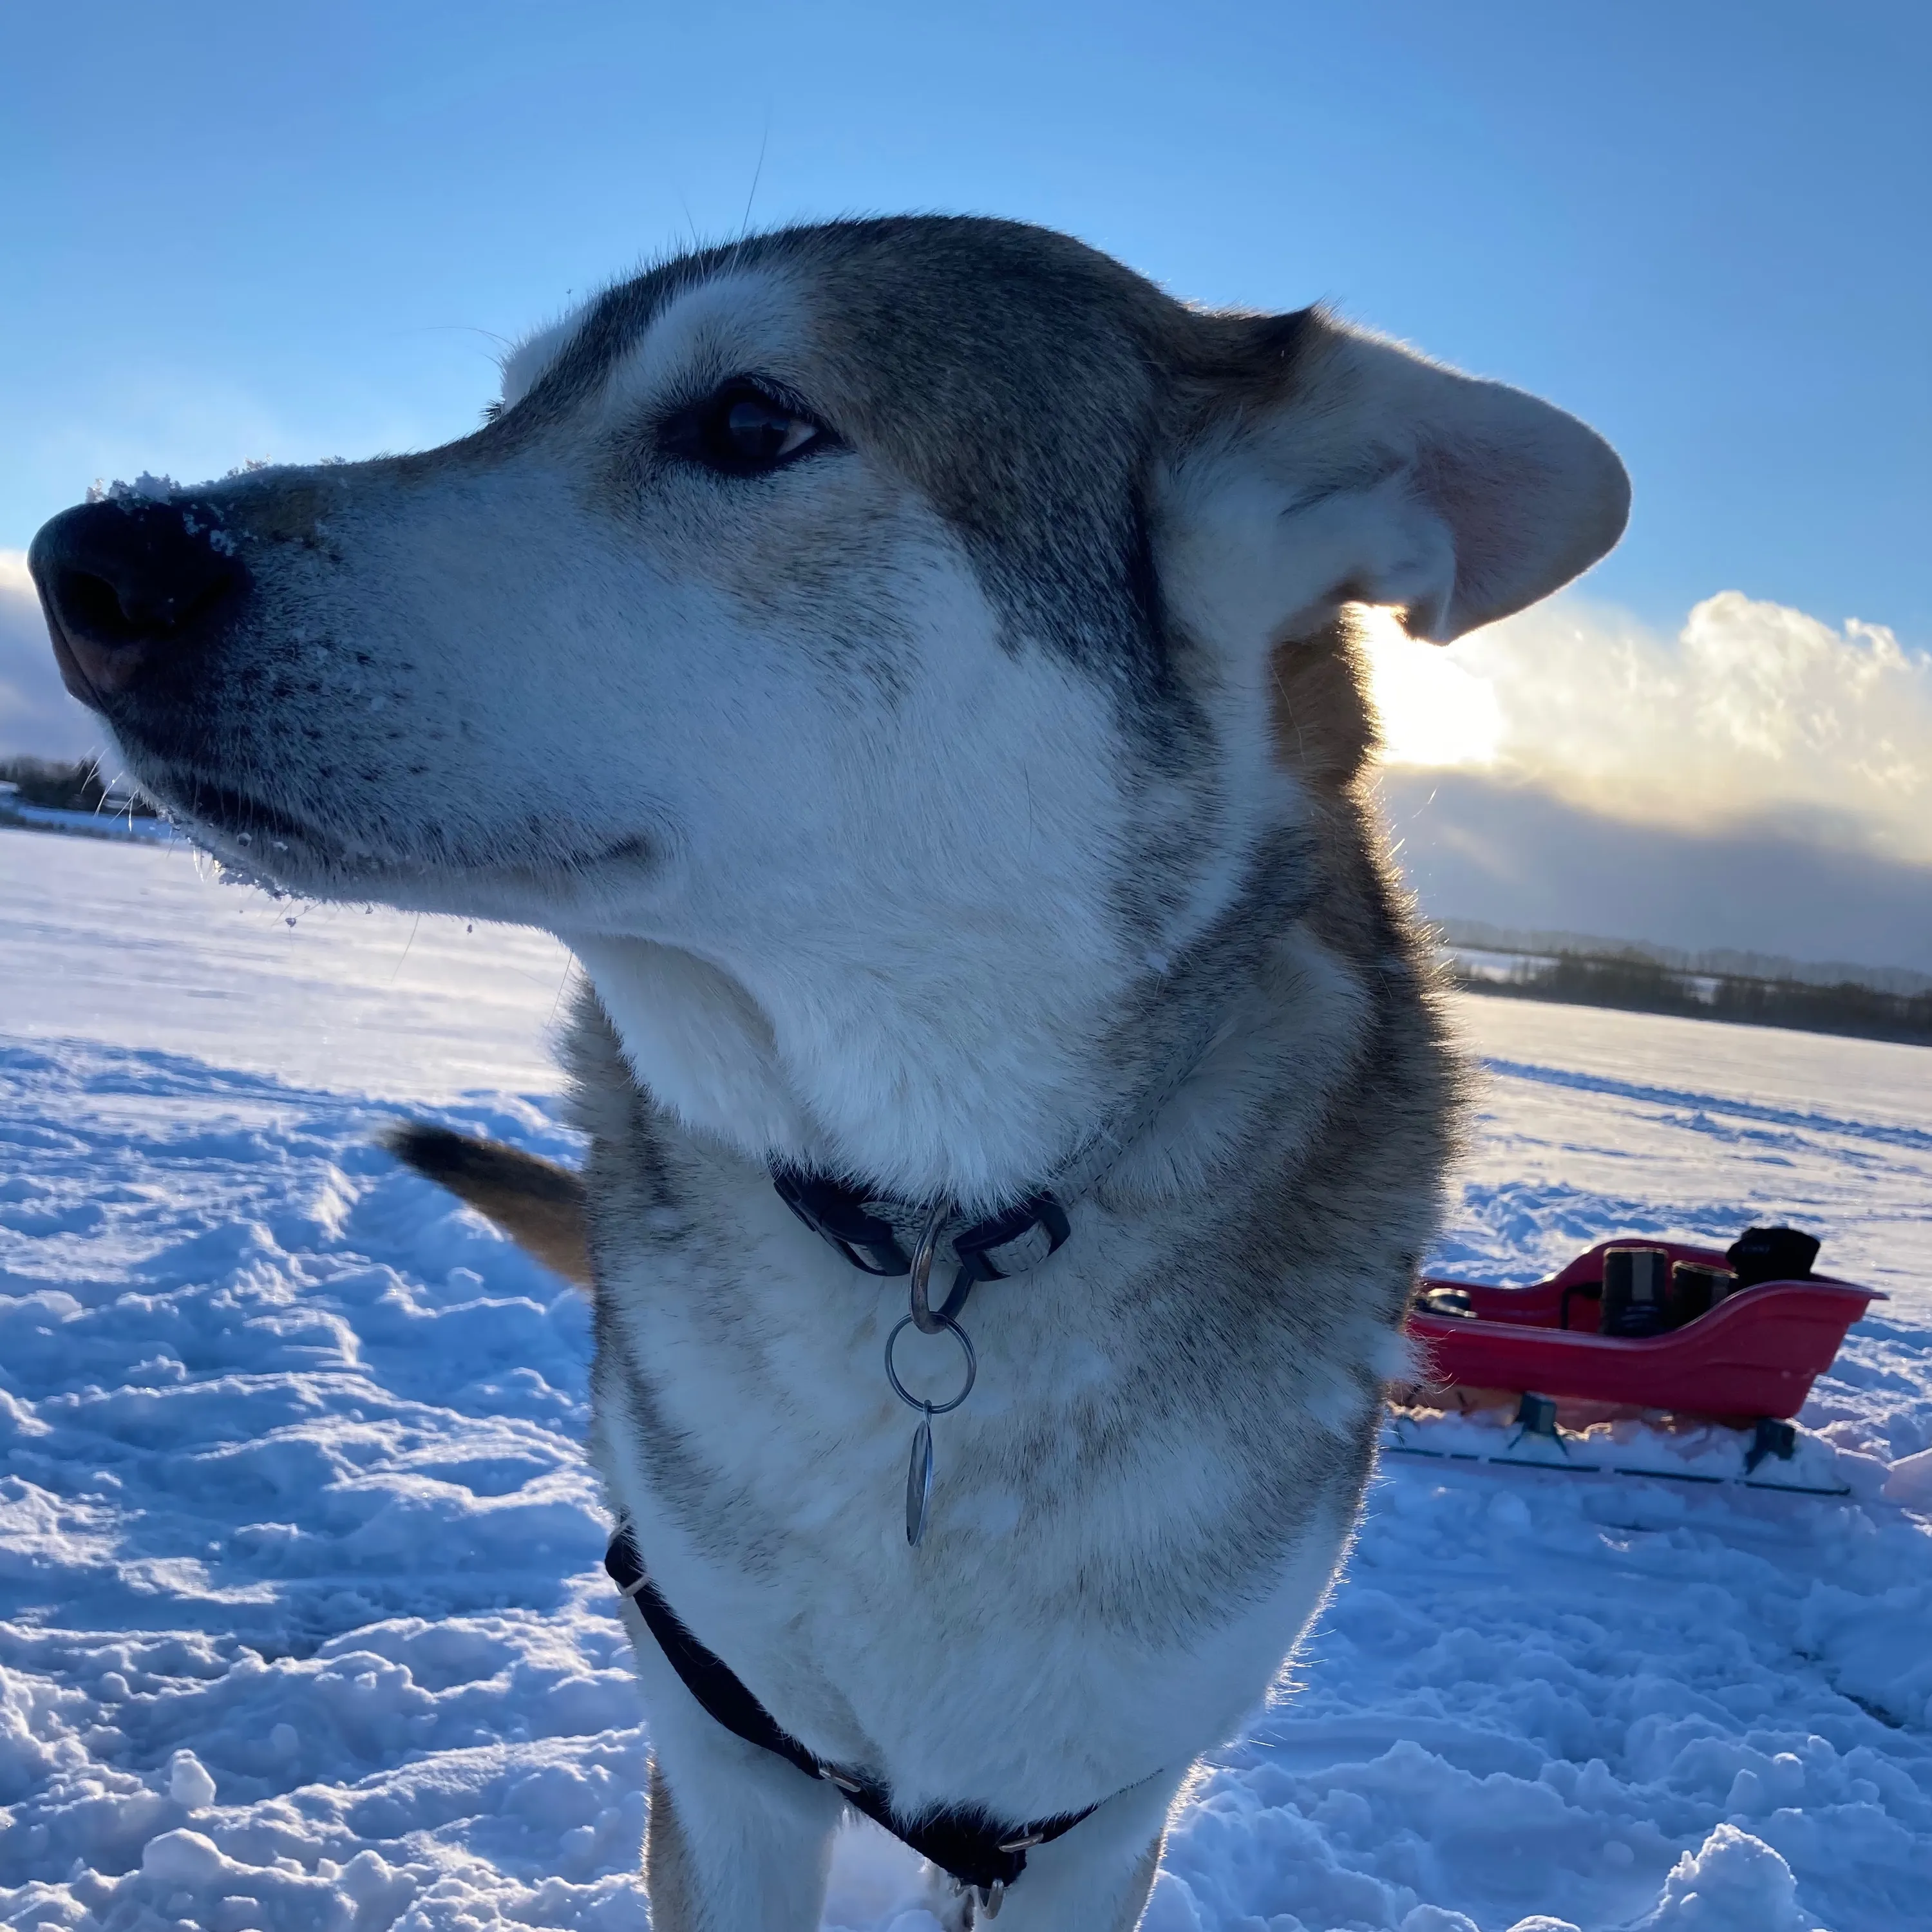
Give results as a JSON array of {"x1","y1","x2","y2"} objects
[{"x1": 1358, "y1": 606, "x2": 1504, "y2": 768}]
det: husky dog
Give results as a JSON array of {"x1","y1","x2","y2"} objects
[{"x1": 31, "y1": 217, "x2": 1626, "y2": 1929}]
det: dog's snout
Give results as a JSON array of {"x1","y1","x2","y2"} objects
[{"x1": 28, "y1": 497, "x2": 249, "y2": 708}]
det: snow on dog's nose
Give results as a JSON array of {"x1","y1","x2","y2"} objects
[{"x1": 28, "y1": 495, "x2": 249, "y2": 706}]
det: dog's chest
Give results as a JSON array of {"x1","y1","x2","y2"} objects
[{"x1": 585, "y1": 1161, "x2": 1378, "y2": 1817}]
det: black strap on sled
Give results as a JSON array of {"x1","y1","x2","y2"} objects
[{"x1": 604, "y1": 1524, "x2": 1100, "y2": 1893}]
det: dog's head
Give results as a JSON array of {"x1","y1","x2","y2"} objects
[{"x1": 32, "y1": 218, "x2": 1625, "y2": 1199}]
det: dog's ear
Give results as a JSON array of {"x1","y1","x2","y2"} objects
[{"x1": 1167, "y1": 310, "x2": 1629, "y2": 646}]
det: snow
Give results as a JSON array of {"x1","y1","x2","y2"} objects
[
  {"x1": 0, "y1": 828, "x2": 575, "y2": 1100},
  {"x1": 1, "y1": 828, "x2": 1927, "y2": 1931}
]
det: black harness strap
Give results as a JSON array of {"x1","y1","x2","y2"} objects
[
  {"x1": 605, "y1": 1526, "x2": 1099, "y2": 1892},
  {"x1": 604, "y1": 1175, "x2": 1112, "y2": 1890}
]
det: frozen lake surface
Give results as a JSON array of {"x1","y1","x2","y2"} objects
[{"x1": 1, "y1": 827, "x2": 1927, "y2": 1931}]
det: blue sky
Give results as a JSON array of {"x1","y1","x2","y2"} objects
[
  {"x1": 3, "y1": 1, "x2": 1928, "y2": 965},
  {"x1": 4, "y1": 0, "x2": 1926, "y2": 636}
]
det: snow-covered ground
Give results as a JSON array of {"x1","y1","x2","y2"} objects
[{"x1": 1, "y1": 826, "x2": 1927, "y2": 1932}]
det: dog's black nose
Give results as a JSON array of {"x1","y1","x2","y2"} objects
[{"x1": 28, "y1": 497, "x2": 248, "y2": 708}]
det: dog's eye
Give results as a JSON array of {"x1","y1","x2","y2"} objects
[{"x1": 660, "y1": 379, "x2": 829, "y2": 477}]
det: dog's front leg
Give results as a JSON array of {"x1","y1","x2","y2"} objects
[
  {"x1": 618, "y1": 1598, "x2": 846, "y2": 1931},
  {"x1": 930, "y1": 1765, "x2": 1188, "y2": 1932}
]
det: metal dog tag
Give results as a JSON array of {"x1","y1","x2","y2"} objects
[
  {"x1": 906, "y1": 1408, "x2": 935, "y2": 1546},
  {"x1": 886, "y1": 1310, "x2": 974, "y2": 1549}
]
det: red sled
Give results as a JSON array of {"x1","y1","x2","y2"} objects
[{"x1": 1407, "y1": 1237, "x2": 1884, "y2": 1423}]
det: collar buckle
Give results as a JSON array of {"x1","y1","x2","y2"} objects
[{"x1": 772, "y1": 1169, "x2": 912, "y2": 1276}]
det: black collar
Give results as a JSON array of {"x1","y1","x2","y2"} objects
[
  {"x1": 767, "y1": 998, "x2": 1232, "y2": 1294},
  {"x1": 773, "y1": 1167, "x2": 1071, "y2": 1308}
]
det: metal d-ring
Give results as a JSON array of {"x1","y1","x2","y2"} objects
[
  {"x1": 906, "y1": 1196, "x2": 952, "y2": 1335},
  {"x1": 884, "y1": 1312, "x2": 977, "y2": 1416}
]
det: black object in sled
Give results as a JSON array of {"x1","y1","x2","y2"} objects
[{"x1": 1727, "y1": 1225, "x2": 1821, "y2": 1291}]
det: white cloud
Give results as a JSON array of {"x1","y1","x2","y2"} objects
[
  {"x1": 0, "y1": 550, "x2": 102, "y2": 761},
  {"x1": 1367, "y1": 592, "x2": 1932, "y2": 867}
]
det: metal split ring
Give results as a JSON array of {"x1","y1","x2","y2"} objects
[
  {"x1": 907, "y1": 1196, "x2": 951, "y2": 1334},
  {"x1": 884, "y1": 1312, "x2": 977, "y2": 1416}
]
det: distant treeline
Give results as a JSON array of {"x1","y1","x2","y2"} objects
[
  {"x1": 0, "y1": 756, "x2": 157, "y2": 817},
  {"x1": 1439, "y1": 918, "x2": 1932, "y2": 999},
  {"x1": 1454, "y1": 947, "x2": 1932, "y2": 1046}
]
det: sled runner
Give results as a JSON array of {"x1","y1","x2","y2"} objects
[{"x1": 1379, "y1": 1398, "x2": 1856, "y2": 1495}]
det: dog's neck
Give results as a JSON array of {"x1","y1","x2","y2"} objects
[
  {"x1": 565, "y1": 931, "x2": 1189, "y2": 1211},
  {"x1": 567, "y1": 935, "x2": 819, "y2": 1162},
  {"x1": 565, "y1": 884, "x2": 1348, "y2": 1218}
]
